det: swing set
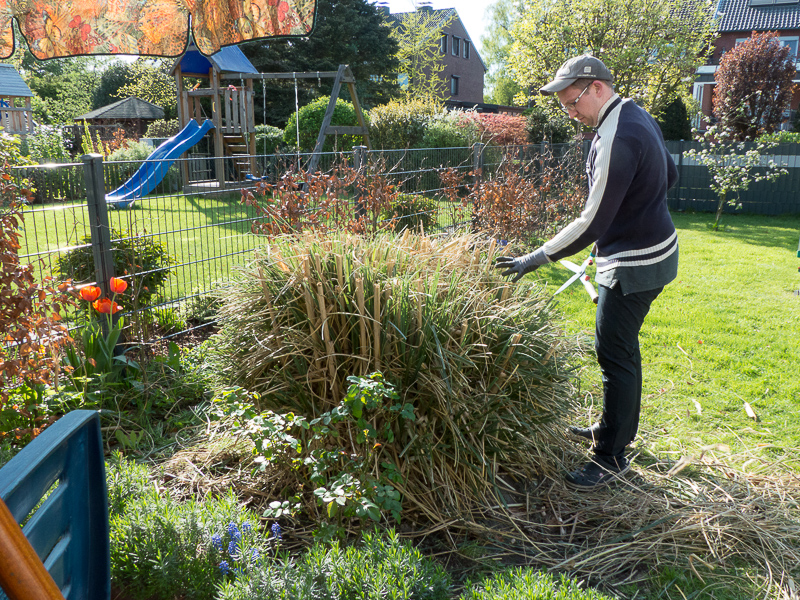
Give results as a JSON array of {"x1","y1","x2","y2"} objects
[{"x1": 173, "y1": 46, "x2": 370, "y2": 194}]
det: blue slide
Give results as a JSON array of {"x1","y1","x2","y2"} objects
[{"x1": 106, "y1": 119, "x2": 215, "y2": 209}]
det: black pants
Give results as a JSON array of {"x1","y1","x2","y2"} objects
[{"x1": 593, "y1": 283, "x2": 663, "y2": 460}]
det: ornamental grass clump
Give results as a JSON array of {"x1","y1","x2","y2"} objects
[{"x1": 207, "y1": 231, "x2": 578, "y2": 526}]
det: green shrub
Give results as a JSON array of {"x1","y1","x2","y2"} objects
[
  {"x1": 525, "y1": 106, "x2": 574, "y2": 144},
  {"x1": 55, "y1": 227, "x2": 173, "y2": 308},
  {"x1": 107, "y1": 456, "x2": 266, "y2": 600},
  {"x1": 420, "y1": 110, "x2": 480, "y2": 149},
  {"x1": 284, "y1": 96, "x2": 366, "y2": 152},
  {"x1": 657, "y1": 98, "x2": 692, "y2": 141},
  {"x1": 153, "y1": 306, "x2": 186, "y2": 334},
  {"x1": 145, "y1": 118, "x2": 180, "y2": 138},
  {"x1": 254, "y1": 124, "x2": 285, "y2": 155},
  {"x1": 369, "y1": 98, "x2": 441, "y2": 149},
  {"x1": 460, "y1": 568, "x2": 614, "y2": 600},
  {"x1": 215, "y1": 373, "x2": 410, "y2": 530},
  {"x1": 384, "y1": 193, "x2": 438, "y2": 232},
  {"x1": 107, "y1": 140, "x2": 155, "y2": 162},
  {"x1": 758, "y1": 130, "x2": 800, "y2": 144},
  {"x1": 106, "y1": 451, "x2": 152, "y2": 517},
  {"x1": 217, "y1": 528, "x2": 451, "y2": 600},
  {"x1": 179, "y1": 289, "x2": 223, "y2": 325},
  {"x1": 25, "y1": 125, "x2": 72, "y2": 162}
]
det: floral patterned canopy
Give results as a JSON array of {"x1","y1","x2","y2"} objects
[{"x1": 0, "y1": 0, "x2": 317, "y2": 60}]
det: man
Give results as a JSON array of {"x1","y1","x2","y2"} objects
[{"x1": 495, "y1": 54, "x2": 678, "y2": 490}]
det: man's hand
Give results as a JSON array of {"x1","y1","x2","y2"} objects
[
  {"x1": 494, "y1": 248, "x2": 550, "y2": 283},
  {"x1": 495, "y1": 256, "x2": 538, "y2": 282}
]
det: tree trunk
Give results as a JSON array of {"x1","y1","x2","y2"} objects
[{"x1": 714, "y1": 191, "x2": 726, "y2": 230}]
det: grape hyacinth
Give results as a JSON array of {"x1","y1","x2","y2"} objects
[
  {"x1": 271, "y1": 522, "x2": 282, "y2": 540},
  {"x1": 227, "y1": 522, "x2": 241, "y2": 542},
  {"x1": 211, "y1": 534, "x2": 223, "y2": 552},
  {"x1": 219, "y1": 560, "x2": 230, "y2": 575}
]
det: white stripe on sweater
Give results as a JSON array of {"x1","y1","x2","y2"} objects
[{"x1": 541, "y1": 103, "x2": 621, "y2": 256}]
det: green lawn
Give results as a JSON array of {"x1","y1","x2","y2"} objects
[{"x1": 533, "y1": 212, "x2": 800, "y2": 467}]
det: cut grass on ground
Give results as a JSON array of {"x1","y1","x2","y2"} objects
[{"x1": 532, "y1": 212, "x2": 800, "y2": 468}]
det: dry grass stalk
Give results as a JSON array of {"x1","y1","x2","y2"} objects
[{"x1": 208, "y1": 230, "x2": 577, "y2": 522}]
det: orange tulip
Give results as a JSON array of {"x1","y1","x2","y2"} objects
[
  {"x1": 109, "y1": 277, "x2": 128, "y2": 294},
  {"x1": 80, "y1": 285, "x2": 101, "y2": 302},
  {"x1": 93, "y1": 298, "x2": 123, "y2": 314}
]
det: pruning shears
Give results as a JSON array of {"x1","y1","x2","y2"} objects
[{"x1": 553, "y1": 250, "x2": 599, "y2": 304}]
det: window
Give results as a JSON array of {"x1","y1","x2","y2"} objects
[
  {"x1": 452, "y1": 36, "x2": 460, "y2": 57},
  {"x1": 749, "y1": 0, "x2": 798, "y2": 4},
  {"x1": 464, "y1": 40, "x2": 470, "y2": 59},
  {"x1": 735, "y1": 35, "x2": 799, "y2": 60},
  {"x1": 440, "y1": 34, "x2": 447, "y2": 54},
  {"x1": 398, "y1": 73, "x2": 409, "y2": 90},
  {"x1": 450, "y1": 75, "x2": 459, "y2": 96}
]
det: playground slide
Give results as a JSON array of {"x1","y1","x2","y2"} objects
[{"x1": 106, "y1": 119, "x2": 215, "y2": 208}]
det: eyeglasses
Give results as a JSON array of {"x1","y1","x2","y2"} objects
[{"x1": 560, "y1": 83, "x2": 592, "y2": 115}]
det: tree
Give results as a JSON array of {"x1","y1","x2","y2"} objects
[
  {"x1": 482, "y1": 0, "x2": 525, "y2": 106},
  {"x1": 684, "y1": 123, "x2": 788, "y2": 229},
  {"x1": 11, "y1": 49, "x2": 107, "y2": 124},
  {"x1": 241, "y1": 0, "x2": 399, "y2": 127},
  {"x1": 657, "y1": 97, "x2": 692, "y2": 141},
  {"x1": 390, "y1": 8, "x2": 454, "y2": 102},
  {"x1": 93, "y1": 62, "x2": 136, "y2": 110},
  {"x1": 115, "y1": 59, "x2": 177, "y2": 119},
  {"x1": 713, "y1": 32, "x2": 798, "y2": 141},
  {"x1": 509, "y1": 0, "x2": 716, "y2": 117}
]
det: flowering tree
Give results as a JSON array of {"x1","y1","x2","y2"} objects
[
  {"x1": 713, "y1": 31, "x2": 798, "y2": 141},
  {"x1": 684, "y1": 123, "x2": 788, "y2": 229}
]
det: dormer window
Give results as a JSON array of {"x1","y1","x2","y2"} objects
[{"x1": 749, "y1": 0, "x2": 798, "y2": 5}]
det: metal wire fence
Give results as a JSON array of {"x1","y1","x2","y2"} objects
[{"x1": 9, "y1": 140, "x2": 800, "y2": 342}]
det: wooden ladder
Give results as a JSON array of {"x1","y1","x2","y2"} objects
[{"x1": 222, "y1": 132, "x2": 255, "y2": 179}]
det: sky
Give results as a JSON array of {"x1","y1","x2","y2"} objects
[{"x1": 370, "y1": 0, "x2": 498, "y2": 57}]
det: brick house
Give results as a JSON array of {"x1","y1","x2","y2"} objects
[
  {"x1": 385, "y1": 7, "x2": 487, "y2": 106},
  {"x1": 694, "y1": 0, "x2": 800, "y2": 127}
]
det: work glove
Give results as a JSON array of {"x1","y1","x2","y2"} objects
[{"x1": 494, "y1": 248, "x2": 550, "y2": 282}]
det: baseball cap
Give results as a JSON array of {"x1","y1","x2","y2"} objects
[{"x1": 540, "y1": 54, "x2": 614, "y2": 95}]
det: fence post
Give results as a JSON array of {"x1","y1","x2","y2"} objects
[
  {"x1": 82, "y1": 153, "x2": 117, "y2": 331},
  {"x1": 353, "y1": 145, "x2": 367, "y2": 219},
  {"x1": 675, "y1": 142, "x2": 684, "y2": 210},
  {"x1": 472, "y1": 142, "x2": 485, "y2": 188}
]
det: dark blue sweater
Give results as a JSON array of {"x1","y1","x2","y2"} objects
[{"x1": 542, "y1": 96, "x2": 678, "y2": 278}]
